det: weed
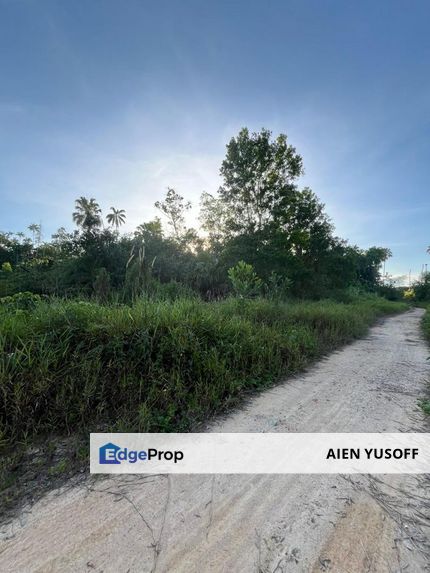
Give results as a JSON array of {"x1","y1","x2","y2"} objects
[
  {"x1": 0, "y1": 296, "x2": 407, "y2": 446},
  {"x1": 419, "y1": 399, "x2": 430, "y2": 415}
]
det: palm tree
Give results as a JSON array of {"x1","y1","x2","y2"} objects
[
  {"x1": 72, "y1": 197, "x2": 102, "y2": 232},
  {"x1": 106, "y1": 207, "x2": 126, "y2": 230},
  {"x1": 28, "y1": 223, "x2": 41, "y2": 244}
]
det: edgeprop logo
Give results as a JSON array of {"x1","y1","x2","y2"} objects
[{"x1": 99, "y1": 442, "x2": 184, "y2": 465}]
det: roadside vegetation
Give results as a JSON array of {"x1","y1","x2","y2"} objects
[
  {"x1": 420, "y1": 307, "x2": 430, "y2": 417},
  {"x1": 1, "y1": 128, "x2": 397, "y2": 303},
  {"x1": 0, "y1": 294, "x2": 406, "y2": 447},
  {"x1": 422, "y1": 306, "x2": 430, "y2": 343},
  {"x1": 0, "y1": 127, "x2": 420, "y2": 514}
]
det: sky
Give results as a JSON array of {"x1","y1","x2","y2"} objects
[{"x1": 1, "y1": 0, "x2": 429, "y2": 281}]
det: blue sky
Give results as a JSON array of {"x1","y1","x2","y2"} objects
[{"x1": 1, "y1": 0, "x2": 429, "y2": 280}]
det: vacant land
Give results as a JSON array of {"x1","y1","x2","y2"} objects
[
  {"x1": 0, "y1": 296, "x2": 406, "y2": 446},
  {"x1": 1, "y1": 307, "x2": 429, "y2": 572}
]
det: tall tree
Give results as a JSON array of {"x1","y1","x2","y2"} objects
[
  {"x1": 155, "y1": 188, "x2": 191, "y2": 239},
  {"x1": 28, "y1": 223, "x2": 42, "y2": 244},
  {"x1": 199, "y1": 191, "x2": 229, "y2": 246},
  {"x1": 135, "y1": 218, "x2": 163, "y2": 239},
  {"x1": 72, "y1": 197, "x2": 102, "y2": 233},
  {"x1": 358, "y1": 247, "x2": 392, "y2": 287},
  {"x1": 218, "y1": 127, "x2": 303, "y2": 235},
  {"x1": 106, "y1": 207, "x2": 126, "y2": 230}
]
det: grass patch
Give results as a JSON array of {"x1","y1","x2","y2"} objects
[
  {"x1": 422, "y1": 306, "x2": 430, "y2": 342},
  {"x1": 0, "y1": 296, "x2": 406, "y2": 448},
  {"x1": 418, "y1": 399, "x2": 430, "y2": 415},
  {"x1": 420, "y1": 306, "x2": 430, "y2": 418}
]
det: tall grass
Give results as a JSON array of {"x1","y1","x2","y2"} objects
[
  {"x1": 420, "y1": 307, "x2": 430, "y2": 416},
  {"x1": 422, "y1": 306, "x2": 430, "y2": 342},
  {"x1": 0, "y1": 296, "x2": 406, "y2": 446}
]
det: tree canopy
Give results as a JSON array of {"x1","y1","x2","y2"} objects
[{"x1": 0, "y1": 128, "x2": 395, "y2": 301}]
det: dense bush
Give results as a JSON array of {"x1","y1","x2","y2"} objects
[
  {"x1": 0, "y1": 291, "x2": 44, "y2": 311},
  {"x1": 0, "y1": 296, "x2": 406, "y2": 446},
  {"x1": 227, "y1": 261, "x2": 263, "y2": 298},
  {"x1": 414, "y1": 273, "x2": 430, "y2": 302},
  {"x1": 377, "y1": 284, "x2": 404, "y2": 301}
]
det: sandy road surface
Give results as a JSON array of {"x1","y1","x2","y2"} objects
[{"x1": 1, "y1": 309, "x2": 429, "y2": 572}]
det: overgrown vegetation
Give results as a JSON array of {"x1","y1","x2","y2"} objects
[
  {"x1": 419, "y1": 399, "x2": 430, "y2": 415},
  {"x1": 420, "y1": 307, "x2": 430, "y2": 417},
  {"x1": 0, "y1": 127, "x2": 414, "y2": 453},
  {"x1": 0, "y1": 295, "x2": 406, "y2": 447},
  {"x1": 0, "y1": 128, "x2": 396, "y2": 302},
  {"x1": 0, "y1": 127, "x2": 416, "y2": 517},
  {"x1": 422, "y1": 305, "x2": 430, "y2": 342}
]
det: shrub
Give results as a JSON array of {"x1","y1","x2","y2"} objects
[
  {"x1": 419, "y1": 399, "x2": 430, "y2": 415},
  {"x1": 0, "y1": 296, "x2": 406, "y2": 445},
  {"x1": 228, "y1": 261, "x2": 262, "y2": 298},
  {"x1": 403, "y1": 288, "x2": 415, "y2": 300},
  {"x1": 413, "y1": 273, "x2": 430, "y2": 301},
  {"x1": 264, "y1": 272, "x2": 291, "y2": 301},
  {"x1": 0, "y1": 291, "x2": 43, "y2": 312},
  {"x1": 377, "y1": 284, "x2": 403, "y2": 301},
  {"x1": 93, "y1": 267, "x2": 111, "y2": 303},
  {"x1": 1, "y1": 262, "x2": 12, "y2": 273}
]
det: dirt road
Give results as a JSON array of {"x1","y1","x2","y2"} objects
[{"x1": 1, "y1": 308, "x2": 429, "y2": 572}]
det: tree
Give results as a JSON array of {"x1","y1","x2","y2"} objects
[
  {"x1": 357, "y1": 247, "x2": 392, "y2": 288},
  {"x1": 202, "y1": 128, "x2": 336, "y2": 295},
  {"x1": 276, "y1": 187, "x2": 333, "y2": 255},
  {"x1": 218, "y1": 128, "x2": 303, "y2": 235},
  {"x1": 0, "y1": 128, "x2": 398, "y2": 301},
  {"x1": 135, "y1": 218, "x2": 163, "y2": 240},
  {"x1": 199, "y1": 191, "x2": 229, "y2": 246},
  {"x1": 413, "y1": 272, "x2": 430, "y2": 301},
  {"x1": 72, "y1": 197, "x2": 102, "y2": 233},
  {"x1": 28, "y1": 223, "x2": 42, "y2": 245},
  {"x1": 155, "y1": 188, "x2": 191, "y2": 239},
  {"x1": 106, "y1": 207, "x2": 126, "y2": 230}
]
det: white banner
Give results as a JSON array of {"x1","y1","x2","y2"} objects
[{"x1": 90, "y1": 433, "x2": 430, "y2": 474}]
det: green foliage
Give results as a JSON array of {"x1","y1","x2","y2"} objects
[
  {"x1": 264, "y1": 272, "x2": 291, "y2": 301},
  {"x1": 420, "y1": 309, "x2": 430, "y2": 416},
  {"x1": 1, "y1": 262, "x2": 12, "y2": 273},
  {"x1": 403, "y1": 288, "x2": 415, "y2": 300},
  {"x1": 93, "y1": 267, "x2": 111, "y2": 302},
  {"x1": 377, "y1": 284, "x2": 403, "y2": 301},
  {"x1": 155, "y1": 187, "x2": 191, "y2": 239},
  {"x1": 413, "y1": 272, "x2": 430, "y2": 301},
  {"x1": 357, "y1": 247, "x2": 392, "y2": 288},
  {"x1": 0, "y1": 128, "x2": 396, "y2": 301},
  {"x1": 219, "y1": 127, "x2": 303, "y2": 235},
  {"x1": 418, "y1": 399, "x2": 430, "y2": 415},
  {"x1": 0, "y1": 291, "x2": 42, "y2": 311},
  {"x1": 0, "y1": 296, "x2": 406, "y2": 446},
  {"x1": 228, "y1": 261, "x2": 263, "y2": 298},
  {"x1": 145, "y1": 279, "x2": 198, "y2": 301},
  {"x1": 422, "y1": 308, "x2": 430, "y2": 342},
  {"x1": 28, "y1": 223, "x2": 42, "y2": 245},
  {"x1": 106, "y1": 207, "x2": 126, "y2": 229},
  {"x1": 72, "y1": 197, "x2": 102, "y2": 232}
]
